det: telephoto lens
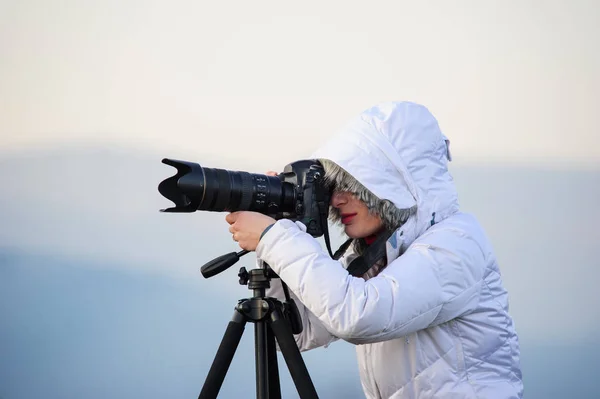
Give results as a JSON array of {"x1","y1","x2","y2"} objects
[{"x1": 158, "y1": 159, "x2": 296, "y2": 215}]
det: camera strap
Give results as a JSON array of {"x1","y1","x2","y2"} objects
[
  {"x1": 345, "y1": 230, "x2": 393, "y2": 277},
  {"x1": 315, "y1": 181, "x2": 336, "y2": 258},
  {"x1": 333, "y1": 238, "x2": 353, "y2": 260}
]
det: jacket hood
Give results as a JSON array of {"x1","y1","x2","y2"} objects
[
  {"x1": 318, "y1": 158, "x2": 415, "y2": 233},
  {"x1": 311, "y1": 101, "x2": 459, "y2": 249}
]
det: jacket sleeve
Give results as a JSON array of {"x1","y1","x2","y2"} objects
[
  {"x1": 256, "y1": 219, "x2": 485, "y2": 345},
  {"x1": 262, "y1": 259, "x2": 339, "y2": 351}
]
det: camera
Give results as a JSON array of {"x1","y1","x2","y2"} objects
[{"x1": 158, "y1": 158, "x2": 331, "y2": 237}]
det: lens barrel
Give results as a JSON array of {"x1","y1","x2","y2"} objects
[{"x1": 158, "y1": 159, "x2": 296, "y2": 215}]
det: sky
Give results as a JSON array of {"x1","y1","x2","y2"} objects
[
  {"x1": 1, "y1": 1, "x2": 599, "y2": 398},
  {"x1": 1, "y1": 0, "x2": 599, "y2": 171}
]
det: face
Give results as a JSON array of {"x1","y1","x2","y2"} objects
[{"x1": 330, "y1": 191, "x2": 384, "y2": 238}]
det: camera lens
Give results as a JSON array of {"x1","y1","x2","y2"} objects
[
  {"x1": 199, "y1": 167, "x2": 296, "y2": 213},
  {"x1": 158, "y1": 159, "x2": 296, "y2": 214}
]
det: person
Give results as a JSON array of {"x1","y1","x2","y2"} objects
[{"x1": 225, "y1": 101, "x2": 523, "y2": 398}]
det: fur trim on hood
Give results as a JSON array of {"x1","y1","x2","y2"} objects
[{"x1": 319, "y1": 158, "x2": 416, "y2": 233}]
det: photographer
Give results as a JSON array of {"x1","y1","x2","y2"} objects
[{"x1": 226, "y1": 101, "x2": 523, "y2": 398}]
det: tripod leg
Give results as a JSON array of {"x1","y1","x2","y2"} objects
[
  {"x1": 255, "y1": 322, "x2": 269, "y2": 399},
  {"x1": 267, "y1": 325, "x2": 282, "y2": 399},
  {"x1": 269, "y1": 309, "x2": 319, "y2": 399},
  {"x1": 198, "y1": 310, "x2": 246, "y2": 399}
]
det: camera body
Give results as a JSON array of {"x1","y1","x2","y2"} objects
[
  {"x1": 158, "y1": 158, "x2": 331, "y2": 237},
  {"x1": 277, "y1": 160, "x2": 330, "y2": 237}
]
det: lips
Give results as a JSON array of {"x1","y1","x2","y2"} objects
[{"x1": 341, "y1": 213, "x2": 357, "y2": 224}]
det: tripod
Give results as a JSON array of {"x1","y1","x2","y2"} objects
[{"x1": 198, "y1": 253, "x2": 319, "y2": 399}]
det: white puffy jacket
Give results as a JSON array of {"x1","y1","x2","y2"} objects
[{"x1": 256, "y1": 102, "x2": 523, "y2": 398}]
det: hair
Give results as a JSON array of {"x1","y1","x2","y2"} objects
[{"x1": 318, "y1": 159, "x2": 416, "y2": 233}]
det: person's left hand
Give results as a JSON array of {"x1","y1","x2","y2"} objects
[{"x1": 226, "y1": 211, "x2": 276, "y2": 251}]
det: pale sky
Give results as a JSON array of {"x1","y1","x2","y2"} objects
[{"x1": 1, "y1": 0, "x2": 599, "y2": 170}]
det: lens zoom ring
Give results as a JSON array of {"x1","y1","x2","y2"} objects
[
  {"x1": 213, "y1": 169, "x2": 232, "y2": 211},
  {"x1": 239, "y1": 172, "x2": 254, "y2": 211}
]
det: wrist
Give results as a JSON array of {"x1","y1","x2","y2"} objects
[{"x1": 260, "y1": 223, "x2": 276, "y2": 241}]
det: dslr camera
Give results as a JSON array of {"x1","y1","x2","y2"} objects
[{"x1": 158, "y1": 158, "x2": 331, "y2": 237}]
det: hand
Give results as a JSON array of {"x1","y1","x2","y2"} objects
[
  {"x1": 226, "y1": 211, "x2": 276, "y2": 251},
  {"x1": 225, "y1": 170, "x2": 279, "y2": 251}
]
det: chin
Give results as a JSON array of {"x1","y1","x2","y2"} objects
[{"x1": 344, "y1": 227, "x2": 362, "y2": 239}]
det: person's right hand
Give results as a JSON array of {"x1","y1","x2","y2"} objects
[{"x1": 266, "y1": 171, "x2": 278, "y2": 176}]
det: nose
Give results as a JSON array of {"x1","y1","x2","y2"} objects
[{"x1": 331, "y1": 191, "x2": 348, "y2": 208}]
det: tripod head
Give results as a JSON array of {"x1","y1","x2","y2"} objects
[{"x1": 200, "y1": 249, "x2": 303, "y2": 335}]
